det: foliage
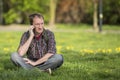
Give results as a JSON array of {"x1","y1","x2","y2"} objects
[
  {"x1": 3, "y1": 0, "x2": 50, "y2": 24},
  {"x1": 1, "y1": 0, "x2": 120, "y2": 25},
  {"x1": 0, "y1": 24, "x2": 120, "y2": 80},
  {"x1": 3, "y1": 9, "x2": 19, "y2": 24},
  {"x1": 103, "y1": 0, "x2": 120, "y2": 25}
]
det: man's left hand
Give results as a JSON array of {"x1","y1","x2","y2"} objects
[{"x1": 23, "y1": 58, "x2": 36, "y2": 66}]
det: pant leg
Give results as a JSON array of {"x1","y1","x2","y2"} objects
[
  {"x1": 10, "y1": 52, "x2": 33, "y2": 69},
  {"x1": 37, "y1": 54, "x2": 64, "y2": 70}
]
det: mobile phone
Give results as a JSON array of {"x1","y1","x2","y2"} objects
[{"x1": 31, "y1": 25, "x2": 35, "y2": 33}]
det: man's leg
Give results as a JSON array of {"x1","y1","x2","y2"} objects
[
  {"x1": 10, "y1": 52, "x2": 33, "y2": 69},
  {"x1": 37, "y1": 54, "x2": 63, "y2": 70}
]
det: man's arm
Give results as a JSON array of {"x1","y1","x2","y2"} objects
[
  {"x1": 24, "y1": 53, "x2": 53, "y2": 66},
  {"x1": 18, "y1": 26, "x2": 34, "y2": 56},
  {"x1": 24, "y1": 30, "x2": 56, "y2": 66}
]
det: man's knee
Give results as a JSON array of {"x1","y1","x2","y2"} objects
[
  {"x1": 52, "y1": 54, "x2": 64, "y2": 65},
  {"x1": 56, "y1": 54, "x2": 63, "y2": 63},
  {"x1": 11, "y1": 52, "x2": 19, "y2": 61}
]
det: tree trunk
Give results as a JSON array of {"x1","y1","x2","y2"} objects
[
  {"x1": 56, "y1": 0, "x2": 85, "y2": 23},
  {"x1": 49, "y1": 0, "x2": 57, "y2": 26},
  {"x1": 93, "y1": 0, "x2": 99, "y2": 32},
  {"x1": 0, "y1": 0, "x2": 3, "y2": 25}
]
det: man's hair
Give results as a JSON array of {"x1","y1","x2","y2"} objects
[{"x1": 29, "y1": 13, "x2": 44, "y2": 25}]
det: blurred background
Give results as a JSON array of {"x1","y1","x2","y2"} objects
[
  {"x1": 0, "y1": 0, "x2": 120, "y2": 31},
  {"x1": 0, "y1": 1, "x2": 120, "y2": 79}
]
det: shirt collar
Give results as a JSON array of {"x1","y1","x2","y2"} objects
[{"x1": 34, "y1": 28, "x2": 46, "y2": 40}]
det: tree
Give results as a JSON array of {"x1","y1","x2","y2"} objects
[
  {"x1": 93, "y1": 0, "x2": 99, "y2": 32},
  {"x1": 56, "y1": 0, "x2": 83, "y2": 23},
  {"x1": 49, "y1": 0, "x2": 57, "y2": 26},
  {"x1": 55, "y1": 0, "x2": 93, "y2": 24},
  {"x1": 103, "y1": 0, "x2": 120, "y2": 25},
  {"x1": 0, "y1": 0, "x2": 3, "y2": 25},
  {"x1": 3, "y1": 0, "x2": 50, "y2": 24}
]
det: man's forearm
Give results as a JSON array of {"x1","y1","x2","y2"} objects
[
  {"x1": 34, "y1": 53, "x2": 54, "y2": 66},
  {"x1": 18, "y1": 36, "x2": 33, "y2": 56}
]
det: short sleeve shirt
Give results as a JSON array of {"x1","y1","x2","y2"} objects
[{"x1": 18, "y1": 29, "x2": 56, "y2": 60}]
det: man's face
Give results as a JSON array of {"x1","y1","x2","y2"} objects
[{"x1": 33, "y1": 16, "x2": 44, "y2": 34}]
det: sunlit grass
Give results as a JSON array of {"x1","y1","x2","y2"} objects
[{"x1": 0, "y1": 24, "x2": 120, "y2": 80}]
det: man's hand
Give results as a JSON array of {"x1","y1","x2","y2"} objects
[
  {"x1": 29, "y1": 26, "x2": 35, "y2": 37},
  {"x1": 23, "y1": 58, "x2": 36, "y2": 66}
]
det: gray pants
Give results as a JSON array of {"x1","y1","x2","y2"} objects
[{"x1": 10, "y1": 52, "x2": 63, "y2": 70}]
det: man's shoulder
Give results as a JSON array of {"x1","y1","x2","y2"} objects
[
  {"x1": 22, "y1": 30, "x2": 29, "y2": 34},
  {"x1": 45, "y1": 29, "x2": 53, "y2": 33},
  {"x1": 42, "y1": 29, "x2": 54, "y2": 41},
  {"x1": 22, "y1": 31, "x2": 29, "y2": 37},
  {"x1": 44, "y1": 29, "x2": 54, "y2": 35}
]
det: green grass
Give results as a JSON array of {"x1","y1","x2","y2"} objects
[{"x1": 0, "y1": 24, "x2": 120, "y2": 80}]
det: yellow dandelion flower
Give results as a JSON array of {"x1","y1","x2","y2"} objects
[
  {"x1": 70, "y1": 46, "x2": 74, "y2": 50},
  {"x1": 96, "y1": 48, "x2": 101, "y2": 53},
  {"x1": 115, "y1": 47, "x2": 120, "y2": 53},
  {"x1": 82, "y1": 49, "x2": 87, "y2": 53},
  {"x1": 66, "y1": 46, "x2": 70, "y2": 50},
  {"x1": 57, "y1": 46, "x2": 62, "y2": 50},
  {"x1": 89, "y1": 50, "x2": 94, "y2": 54},
  {"x1": 102, "y1": 49, "x2": 106, "y2": 53},
  {"x1": 57, "y1": 46, "x2": 62, "y2": 53},
  {"x1": 3, "y1": 48, "x2": 10, "y2": 52},
  {"x1": 106, "y1": 49, "x2": 112, "y2": 53}
]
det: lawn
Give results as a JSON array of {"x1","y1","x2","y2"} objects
[{"x1": 0, "y1": 24, "x2": 120, "y2": 80}]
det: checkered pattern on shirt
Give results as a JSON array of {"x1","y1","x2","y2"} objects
[{"x1": 18, "y1": 29, "x2": 56, "y2": 60}]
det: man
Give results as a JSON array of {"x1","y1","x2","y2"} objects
[{"x1": 10, "y1": 13, "x2": 63, "y2": 74}]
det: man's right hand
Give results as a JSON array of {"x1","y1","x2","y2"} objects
[
  {"x1": 18, "y1": 26, "x2": 35, "y2": 56},
  {"x1": 29, "y1": 26, "x2": 35, "y2": 37}
]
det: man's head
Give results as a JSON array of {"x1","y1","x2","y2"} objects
[{"x1": 29, "y1": 13, "x2": 44, "y2": 34}]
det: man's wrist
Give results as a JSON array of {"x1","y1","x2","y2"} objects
[{"x1": 33, "y1": 62, "x2": 38, "y2": 66}]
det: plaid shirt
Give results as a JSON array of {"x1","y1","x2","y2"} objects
[{"x1": 18, "y1": 29, "x2": 56, "y2": 60}]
